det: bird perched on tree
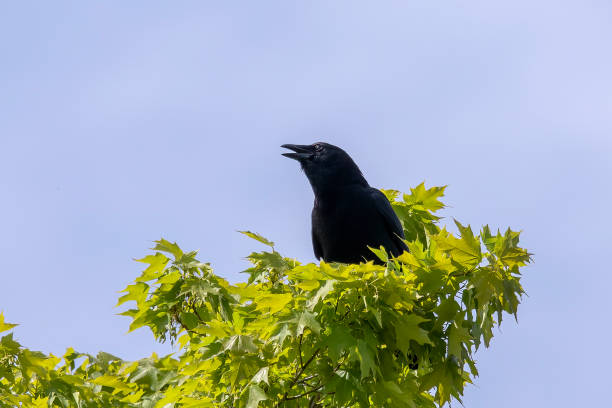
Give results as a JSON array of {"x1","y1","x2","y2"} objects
[{"x1": 281, "y1": 142, "x2": 408, "y2": 264}]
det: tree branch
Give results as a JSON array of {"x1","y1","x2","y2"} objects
[
  {"x1": 291, "y1": 348, "x2": 320, "y2": 388},
  {"x1": 277, "y1": 348, "x2": 321, "y2": 407}
]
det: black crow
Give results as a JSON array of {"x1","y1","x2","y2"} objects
[{"x1": 281, "y1": 142, "x2": 408, "y2": 264}]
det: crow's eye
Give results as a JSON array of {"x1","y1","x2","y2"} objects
[{"x1": 314, "y1": 144, "x2": 323, "y2": 152}]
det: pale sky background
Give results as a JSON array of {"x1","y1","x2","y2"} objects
[{"x1": 1, "y1": 1, "x2": 611, "y2": 407}]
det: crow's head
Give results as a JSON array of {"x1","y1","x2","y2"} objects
[{"x1": 281, "y1": 142, "x2": 368, "y2": 193}]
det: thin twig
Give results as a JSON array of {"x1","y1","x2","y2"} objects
[{"x1": 284, "y1": 383, "x2": 325, "y2": 401}]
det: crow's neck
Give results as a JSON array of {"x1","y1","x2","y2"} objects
[{"x1": 309, "y1": 173, "x2": 369, "y2": 200}]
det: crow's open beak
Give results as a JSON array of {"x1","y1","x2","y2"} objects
[{"x1": 281, "y1": 144, "x2": 314, "y2": 161}]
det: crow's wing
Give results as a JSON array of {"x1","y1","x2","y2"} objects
[
  {"x1": 369, "y1": 188, "x2": 408, "y2": 254},
  {"x1": 311, "y1": 227, "x2": 323, "y2": 260},
  {"x1": 311, "y1": 205, "x2": 323, "y2": 260}
]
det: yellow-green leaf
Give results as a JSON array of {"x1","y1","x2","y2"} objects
[
  {"x1": 238, "y1": 231, "x2": 275, "y2": 247},
  {"x1": 254, "y1": 293, "x2": 293, "y2": 315},
  {"x1": 0, "y1": 312, "x2": 18, "y2": 333}
]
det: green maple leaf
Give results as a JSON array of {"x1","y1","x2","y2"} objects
[
  {"x1": 306, "y1": 279, "x2": 335, "y2": 310},
  {"x1": 482, "y1": 225, "x2": 532, "y2": 267},
  {"x1": 404, "y1": 182, "x2": 447, "y2": 212},
  {"x1": 471, "y1": 267, "x2": 503, "y2": 306},
  {"x1": 134, "y1": 253, "x2": 169, "y2": 282},
  {"x1": 255, "y1": 293, "x2": 293, "y2": 315},
  {"x1": 325, "y1": 325, "x2": 357, "y2": 362},
  {"x1": 447, "y1": 323, "x2": 472, "y2": 360},
  {"x1": 435, "y1": 221, "x2": 482, "y2": 266},
  {"x1": 434, "y1": 298, "x2": 460, "y2": 325},
  {"x1": 295, "y1": 311, "x2": 321, "y2": 335},
  {"x1": 180, "y1": 279, "x2": 221, "y2": 298},
  {"x1": 223, "y1": 335, "x2": 258, "y2": 355},
  {"x1": 354, "y1": 339, "x2": 378, "y2": 379},
  {"x1": 395, "y1": 314, "x2": 432, "y2": 356},
  {"x1": 129, "y1": 358, "x2": 161, "y2": 390},
  {"x1": 269, "y1": 324, "x2": 292, "y2": 349},
  {"x1": 225, "y1": 357, "x2": 256, "y2": 389},
  {"x1": 179, "y1": 312, "x2": 199, "y2": 330},
  {"x1": 92, "y1": 375, "x2": 132, "y2": 392},
  {"x1": 153, "y1": 238, "x2": 184, "y2": 260},
  {"x1": 288, "y1": 263, "x2": 325, "y2": 281},
  {"x1": 116, "y1": 283, "x2": 149, "y2": 307},
  {"x1": 251, "y1": 366, "x2": 269, "y2": 385},
  {"x1": 246, "y1": 384, "x2": 268, "y2": 408},
  {"x1": 247, "y1": 251, "x2": 288, "y2": 272}
]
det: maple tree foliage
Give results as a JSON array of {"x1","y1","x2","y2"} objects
[{"x1": 0, "y1": 184, "x2": 531, "y2": 407}]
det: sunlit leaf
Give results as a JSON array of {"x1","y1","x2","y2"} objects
[
  {"x1": 255, "y1": 293, "x2": 293, "y2": 315},
  {"x1": 246, "y1": 384, "x2": 268, "y2": 408},
  {"x1": 0, "y1": 312, "x2": 18, "y2": 333},
  {"x1": 238, "y1": 231, "x2": 275, "y2": 247}
]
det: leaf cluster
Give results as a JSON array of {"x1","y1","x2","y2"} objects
[{"x1": 0, "y1": 184, "x2": 531, "y2": 407}]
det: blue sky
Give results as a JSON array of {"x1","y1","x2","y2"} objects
[{"x1": 1, "y1": 1, "x2": 611, "y2": 406}]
